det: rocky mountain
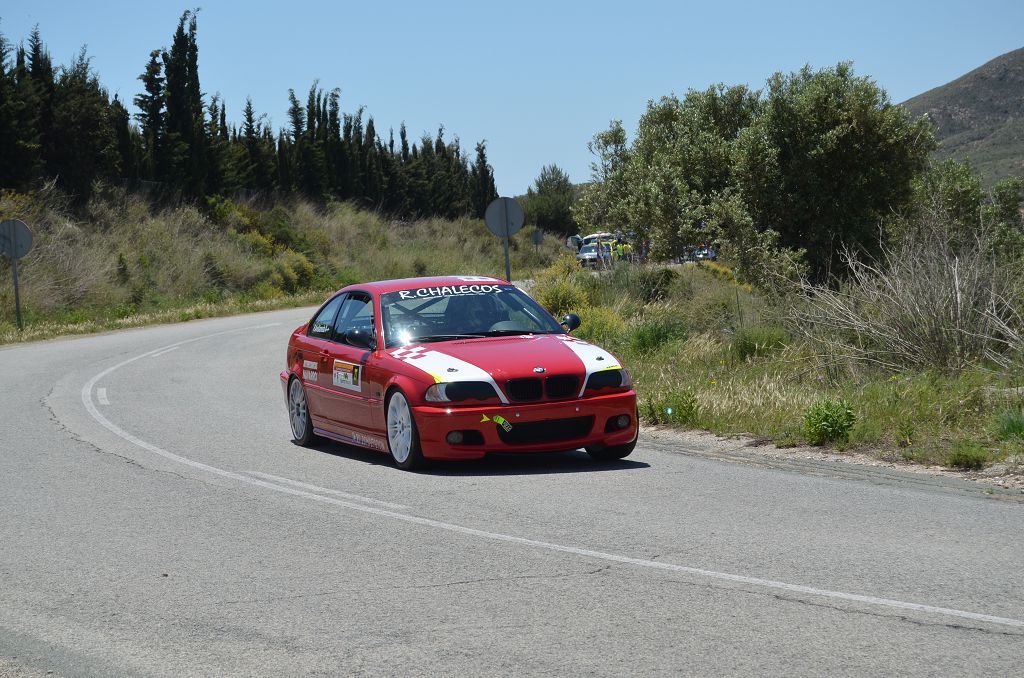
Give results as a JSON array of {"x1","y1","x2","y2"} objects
[{"x1": 903, "y1": 47, "x2": 1024, "y2": 185}]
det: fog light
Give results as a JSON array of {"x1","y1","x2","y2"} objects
[
  {"x1": 446, "y1": 431, "x2": 465, "y2": 445},
  {"x1": 615, "y1": 414, "x2": 631, "y2": 430}
]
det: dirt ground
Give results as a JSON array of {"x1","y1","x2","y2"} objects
[{"x1": 642, "y1": 426, "x2": 1024, "y2": 497}]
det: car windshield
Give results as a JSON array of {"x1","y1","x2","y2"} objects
[
  {"x1": 381, "y1": 283, "x2": 565, "y2": 347},
  {"x1": 580, "y1": 244, "x2": 597, "y2": 254}
]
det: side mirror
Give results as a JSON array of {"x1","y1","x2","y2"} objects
[
  {"x1": 345, "y1": 327, "x2": 377, "y2": 351},
  {"x1": 561, "y1": 313, "x2": 581, "y2": 333}
]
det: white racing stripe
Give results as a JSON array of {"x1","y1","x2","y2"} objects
[
  {"x1": 78, "y1": 322, "x2": 1024, "y2": 631},
  {"x1": 249, "y1": 471, "x2": 410, "y2": 510},
  {"x1": 555, "y1": 335, "x2": 622, "y2": 396},
  {"x1": 390, "y1": 345, "x2": 509, "y2": 403}
]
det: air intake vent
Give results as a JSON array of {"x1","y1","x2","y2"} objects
[
  {"x1": 545, "y1": 375, "x2": 580, "y2": 399},
  {"x1": 506, "y1": 377, "x2": 543, "y2": 402}
]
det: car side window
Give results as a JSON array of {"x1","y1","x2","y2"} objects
[
  {"x1": 308, "y1": 295, "x2": 345, "y2": 339},
  {"x1": 332, "y1": 294, "x2": 374, "y2": 343}
]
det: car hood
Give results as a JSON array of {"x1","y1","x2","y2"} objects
[{"x1": 387, "y1": 334, "x2": 622, "y2": 401}]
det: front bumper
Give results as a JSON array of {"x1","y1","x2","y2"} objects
[{"x1": 413, "y1": 390, "x2": 638, "y2": 460}]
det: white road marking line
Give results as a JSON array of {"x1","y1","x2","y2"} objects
[
  {"x1": 77, "y1": 323, "x2": 1024, "y2": 631},
  {"x1": 249, "y1": 471, "x2": 411, "y2": 510},
  {"x1": 151, "y1": 346, "x2": 180, "y2": 358},
  {"x1": 97, "y1": 388, "x2": 109, "y2": 406}
]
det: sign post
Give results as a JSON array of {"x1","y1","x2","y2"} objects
[
  {"x1": 484, "y1": 197, "x2": 524, "y2": 282},
  {"x1": 0, "y1": 219, "x2": 34, "y2": 330}
]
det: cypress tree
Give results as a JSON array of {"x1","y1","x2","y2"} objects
[
  {"x1": 470, "y1": 140, "x2": 498, "y2": 218},
  {"x1": 7, "y1": 45, "x2": 42, "y2": 187},
  {"x1": 110, "y1": 94, "x2": 140, "y2": 188},
  {"x1": 134, "y1": 49, "x2": 165, "y2": 181},
  {"x1": 49, "y1": 47, "x2": 118, "y2": 200},
  {"x1": 27, "y1": 26, "x2": 56, "y2": 177}
]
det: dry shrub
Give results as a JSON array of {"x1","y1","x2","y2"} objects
[{"x1": 791, "y1": 231, "x2": 1023, "y2": 371}]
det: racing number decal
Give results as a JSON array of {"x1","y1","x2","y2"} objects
[
  {"x1": 302, "y1": 360, "x2": 318, "y2": 383},
  {"x1": 481, "y1": 413, "x2": 513, "y2": 432},
  {"x1": 332, "y1": 359, "x2": 362, "y2": 392}
]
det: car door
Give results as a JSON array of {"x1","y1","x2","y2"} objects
[
  {"x1": 298, "y1": 293, "x2": 345, "y2": 425},
  {"x1": 319, "y1": 292, "x2": 377, "y2": 433}
]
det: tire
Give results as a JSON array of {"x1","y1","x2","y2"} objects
[
  {"x1": 586, "y1": 438, "x2": 636, "y2": 461},
  {"x1": 586, "y1": 411, "x2": 639, "y2": 461},
  {"x1": 386, "y1": 390, "x2": 425, "y2": 470},
  {"x1": 288, "y1": 377, "x2": 315, "y2": 446}
]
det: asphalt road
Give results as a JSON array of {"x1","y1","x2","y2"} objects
[{"x1": 1, "y1": 308, "x2": 1022, "y2": 677}]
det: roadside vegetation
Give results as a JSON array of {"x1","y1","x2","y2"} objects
[
  {"x1": 0, "y1": 187, "x2": 560, "y2": 343},
  {"x1": 532, "y1": 256, "x2": 1024, "y2": 472}
]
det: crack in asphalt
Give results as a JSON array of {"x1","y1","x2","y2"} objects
[
  {"x1": 220, "y1": 566, "x2": 615, "y2": 606},
  {"x1": 41, "y1": 386, "x2": 198, "y2": 487}
]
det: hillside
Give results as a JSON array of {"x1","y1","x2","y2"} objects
[{"x1": 903, "y1": 47, "x2": 1024, "y2": 186}]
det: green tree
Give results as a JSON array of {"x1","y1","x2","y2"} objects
[
  {"x1": 469, "y1": 140, "x2": 498, "y2": 218},
  {"x1": 161, "y1": 11, "x2": 205, "y2": 196},
  {"x1": 110, "y1": 94, "x2": 140, "y2": 187},
  {"x1": 525, "y1": 164, "x2": 577, "y2": 236},
  {"x1": 134, "y1": 49, "x2": 165, "y2": 181},
  {"x1": 1, "y1": 44, "x2": 43, "y2": 188},
  {"x1": 736, "y1": 63, "x2": 934, "y2": 279},
  {"x1": 48, "y1": 48, "x2": 119, "y2": 199},
  {"x1": 572, "y1": 120, "x2": 628, "y2": 233}
]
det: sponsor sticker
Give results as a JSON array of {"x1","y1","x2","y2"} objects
[
  {"x1": 397, "y1": 284, "x2": 504, "y2": 300},
  {"x1": 492, "y1": 415, "x2": 513, "y2": 432},
  {"x1": 332, "y1": 360, "x2": 362, "y2": 392},
  {"x1": 311, "y1": 322, "x2": 331, "y2": 334},
  {"x1": 302, "y1": 359, "x2": 318, "y2": 383}
]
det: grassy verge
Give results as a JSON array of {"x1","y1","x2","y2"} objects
[
  {"x1": 532, "y1": 256, "x2": 1024, "y2": 471},
  {"x1": 0, "y1": 188, "x2": 562, "y2": 344},
  {"x1": 0, "y1": 288, "x2": 331, "y2": 344}
]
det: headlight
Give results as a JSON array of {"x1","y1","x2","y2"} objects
[
  {"x1": 425, "y1": 381, "x2": 500, "y2": 403},
  {"x1": 584, "y1": 368, "x2": 633, "y2": 392}
]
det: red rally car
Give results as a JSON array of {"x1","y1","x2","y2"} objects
[{"x1": 280, "y1": 275, "x2": 638, "y2": 470}]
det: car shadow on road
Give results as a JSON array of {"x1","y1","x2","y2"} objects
[
  {"x1": 298, "y1": 440, "x2": 649, "y2": 476},
  {"x1": 425, "y1": 451, "x2": 650, "y2": 477}
]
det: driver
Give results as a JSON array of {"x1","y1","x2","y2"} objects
[{"x1": 449, "y1": 293, "x2": 498, "y2": 333}]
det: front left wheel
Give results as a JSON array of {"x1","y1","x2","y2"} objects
[
  {"x1": 586, "y1": 410, "x2": 639, "y2": 461},
  {"x1": 386, "y1": 390, "x2": 425, "y2": 470},
  {"x1": 288, "y1": 377, "x2": 315, "y2": 446}
]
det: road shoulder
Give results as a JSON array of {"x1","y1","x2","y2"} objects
[{"x1": 643, "y1": 427, "x2": 1024, "y2": 503}]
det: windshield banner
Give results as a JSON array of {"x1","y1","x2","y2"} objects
[{"x1": 397, "y1": 284, "x2": 505, "y2": 300}]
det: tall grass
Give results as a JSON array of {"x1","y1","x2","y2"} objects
[{"x1": 0, "y1": 189, "x2": 562, "y2": 341}]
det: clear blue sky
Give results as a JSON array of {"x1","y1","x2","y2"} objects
[{"x1": 3, "y1": 1, "x2": 1022, "y2": 195}]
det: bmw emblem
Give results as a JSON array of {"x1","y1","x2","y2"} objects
[{"x1": 533, "y1": 366, "x2": 546, "y2": 374}]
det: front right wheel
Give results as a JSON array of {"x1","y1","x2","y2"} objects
[{"x1": 386, "y1": 390, "x2": 425, "y2": 470}]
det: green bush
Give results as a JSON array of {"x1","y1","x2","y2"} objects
[
  {"x1": 633, "y1": 267, "x2": 679, "y2": 303},
  {"x1": 643, "y1": 389, "x2": 698, "y2": 426},
  {"x1": 533, "y1": 278, "x2": 589, "y2": 317},
  {"x1": 945, "y1": 440, "x2": 989, "y2": 470},
  {"x1": 732, "y1": 325, "x2": 789, "y2": 361},
  {"x1": 993, "y1": 409, "x2": 1024, "y2": 441},
  {"x1": 269, "y1": 250, "x2": 316, "y2": 293},
  {"x1": 802, "y1": 398, "x2": 856, "y2": 445},
  {"x1": 577, "y1": 306, "x2": 626, "y2": 344},
  {"x1": 628, "y1": 317, "x2": 687, "y2": 354}
]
